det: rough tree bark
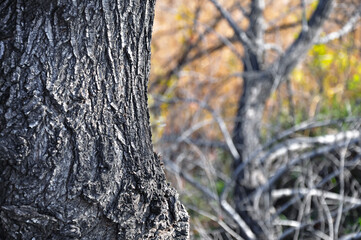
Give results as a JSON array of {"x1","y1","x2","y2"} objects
[{"x1": 0, "y1": 0, "x2": 189, "y2": 239}]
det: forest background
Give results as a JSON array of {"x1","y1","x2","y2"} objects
[{"x1": 149, "y1": 0, "x2": 361, "y2": 239}]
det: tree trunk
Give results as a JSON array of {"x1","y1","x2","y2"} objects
[
  {"x1": 232, "y1": 73, "x2": 273, "y2": 239},
  {"x1": 233, "y1": 75, "x2": 272, "y2": 178},
  {"x1": 0, "y1": 0, "x2": 189, "y2": 239},
  {"x1": 231, "y1": 1, "x2": 334, "y2": 238}
]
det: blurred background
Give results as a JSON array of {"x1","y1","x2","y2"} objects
[{"x1": 149, "y1": 0, "x2": 361, "y2": 239}]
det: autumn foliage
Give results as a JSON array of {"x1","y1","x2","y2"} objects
[{"x1": 150, "y1": 0, "x2": 361, "y2": 239}]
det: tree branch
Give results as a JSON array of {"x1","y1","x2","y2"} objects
[
  {"x1": 164, "y1": 159, "x2": 257, "y2": 240},
  {"x1": 271, "y1": 188, "x2": 361, "y2": 205},
  {"x1": 252, "y1": 137, "x2": 359, "y2": 203},
  {"x1": 248, "y1": 0, "x2": 265, "y2": 54},
  {"x1": 208, "y1": 0, "x2": 257, "y2": 52},
  {"x1": 258, "y1": 130, "x2": 361, "y2": 165},
  {"x1": 279, "y1": 203, "x2": 361, "y2": 240},
  {"x1": 220, "y1": 117, "x2": 361, "y2": 203},
  {"x1": 317, "y1": 3, "x2": 361, "y2": 44},
  {"x1": 273, "y1": 0, "x2": 335, "y2": 82}
]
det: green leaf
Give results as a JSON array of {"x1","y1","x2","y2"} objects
[
  {"x1": 331, "y1": 177, "x2": 337, "y2": 185},
  {"x1": 216, "y1": 180, "x2": 225, "y2": 195}
]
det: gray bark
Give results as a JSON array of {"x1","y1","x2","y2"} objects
[
  {"x1": 0, "y1": 0, "x2": 189, "y2": 239},
  {"x1": 231, "y1": 0, "x2": 334, "y2": 238},
  {"x1": 233, "y1": 0, "x2": 334, "y2": 176}
]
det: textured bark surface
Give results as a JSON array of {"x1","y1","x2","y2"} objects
[{"x1": 0, "y1": 0, "x2": 189, "y2": 239}]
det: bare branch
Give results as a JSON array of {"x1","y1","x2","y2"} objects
[
  {"x1": 207, "y1": 0, "x2": 256, "y2": 52},
  {"x1": 160, "y1": 134, "x2": 228, "y2": 149},
  {"x1": 155, "y1": 96, "x2": 241, "y2": 161},
  {"x1": 273, "y1": 0, "x2": 335, "y2": 81},
  {"x1": 164, "y1": 160, "x2": 257, "y2": 239},
  {"x1": 271, "y1": 154, "x2": 361, "y2": 221},
  {"x1": 271, "y1": 188, "x2": 361, "y2": 205},
  {"x1": 258, "y1": 130, "x2": 361, "y2": 165},
  {"x1": 220, "y1": 119, "x2": 361, "y2": 203},
  {"x1": 220, "y1": 200, "x2": 256, "y2": 240},
  {"x1": 253, "y1": 137, "x2": 360, "y2": 203},
  {"x1": 279, "y1": 203, "x2": 361, "y2": 240},
  {"x1": 248, "y1": 0, "x2": 265, "y2": 48},
  {"x1": 301, "y1": 0, "x2": 309, "y2": 32},
  {"x1": 273, "y1": 219, "x2": 301, "y2": 228},
  {"x1": 266, "y1": 117, "x2": 361, "y2": 147},
  {"x1": 320, "y1": 196, "x2": 334, "y2": 240},
  {"x1": 317, "y1": 3, "x2": 361, "y2": 44},
  {"x1": 165, "y1": 159, "x2": 218, "y2": 201},
  {"x1": 186, "y1": 205, "x2": 244, "y2": 240},
  {"x1": 339, "y1": 232, "x2": 361, "y2": 240},
  {"x1": 334, "y1": 146, "x2": 347, "y2": 237},
  {"x1": 199, "y1": 22, "x2": 243, "y2": 61},
  {"x1": 150, "y1": 3, "x2": 240, "y2": 91}
]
